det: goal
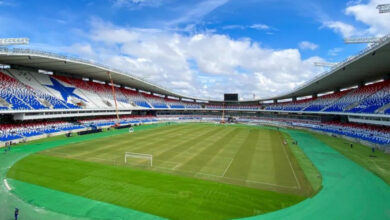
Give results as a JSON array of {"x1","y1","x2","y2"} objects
[{"x1": 124, "y1": 152, "x2": 153, "y2": 167}]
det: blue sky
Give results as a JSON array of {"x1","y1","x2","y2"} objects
[{"x1": 1, "y1": 0, "x2": 389, "y2": 100}]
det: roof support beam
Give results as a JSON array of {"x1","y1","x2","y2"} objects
[
  {"x1": 0, "y1": 38, "x2": 29, "y2": 46},
  {"x1": 377, "y1": 4, "x2": 390, "y2": 13},
  {"x1": 344, "y1": 37, "x2": 381, "y2": 44}
]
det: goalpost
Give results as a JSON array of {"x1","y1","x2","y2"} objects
[{"x1": 124, "y1": 152, "x2": 153, "y2": 167}]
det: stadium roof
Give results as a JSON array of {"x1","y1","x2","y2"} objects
[
  {"x1": 0, "y1": 34, "x2": 389, "y2": 103},
  {"x1": 270, "y1": 35, "x2": 390, "y2": 101},
  {"x1": 0, "y1": 48, "x2": 205, "y2": 101}
]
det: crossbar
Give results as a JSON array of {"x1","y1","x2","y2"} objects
[{"x1": 125, "y1": 152, "x2": 153, "y2": 166}]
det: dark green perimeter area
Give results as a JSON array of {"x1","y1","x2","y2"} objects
[
  {"x1": 6, "y1": 123, "x2": 306, "y2": 220},
  {"x1": 312, "y1": 132, "x2": 390, "y2": 186},
  {"x1": 281, "y1": 132, "x2": 322, "y2": 194}
]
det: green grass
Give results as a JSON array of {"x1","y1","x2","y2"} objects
[
  {"x1": 312, "y1": 132, "x2": 390, "y2": 186},
  {"x1": 7, "y1": 123, "x2": 310, "y2": 219},
  {"x1": 8, "y1": 154, "x2": 304, "y2": 220}
]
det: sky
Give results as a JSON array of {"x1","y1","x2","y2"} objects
[{"x1": 0, "y1": 0, "x2": 389, "y2": 100}]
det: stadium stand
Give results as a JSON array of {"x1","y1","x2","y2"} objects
[
  {"x1": 347, "y1": 80, "x2": 390, "y2": 114},
  {"x1": 142, "y1": 93, "x2": 168, "y2": 108},
  {"x1": 266, "y1": 98, "x2": 313, "y2": 111},
  {"x1": 183, "y1": 102, "x2": 202, "y2": 109},
  {"x1": 119, "y1": 88, "x2": 151, "y2": 108},
  {"x1": 324, "y1": 81, "x2": 388, "y2": 113},
  {"x1": 165, "y1": 99, "x2": 185, "y2": 109},
  {"x1": 5, "y1": 70, "x2": 79, "y2": 109},
  {"x1": 0, "y1": 121, "x2": 84, "y2": 142},
  {"x1": 293, "y1": 121, "x2": 390, "y2": 145},
  {"x1": 53, "y1": 75, "x2": 133, "y2": 109},
  {"x1": 303, "y1": 91, "x2": 350, "y2": 112},
  {"x1": 0, "y1": 115, "x2": 158, "y2": 142},
  {"x1": 79, "y1": 115, "x2": 158, "y2": 128},
  {"x1": 1, "y1": 69, "x2": 390, "y2": 114},
  {"x1": 0, "y1": 71, "x2": 45, "y2": 110}
]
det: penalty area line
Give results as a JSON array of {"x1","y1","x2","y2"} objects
[
  {"x1": 281, "y1": 141, "x2": 301, "y2": 190},
  {"x1": 222, "y1": 159, "x2": 234, "y2": 177},
  {"x1": 150, "y1": 165, "x2": 298, "y2": 190},
  {"x1": 3, "y1": 179, "x2": 11, "y2": 191}
]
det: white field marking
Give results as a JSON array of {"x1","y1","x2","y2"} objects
[
  {"x1": 245, "y1": 179, "x2": 298, "y2": 189},
  {"x1": 153, "y1": 165, "x2": 182, "y2": 172},
  {"x1": 3, "y1": 179, "x2": 11, "y2": 191},
  {"x1": 153, "y1": 159, "x2": 178, "y2": 165},
  {"x1": 222, "y1": 159, "x2": 234, "y2": 177},
  {"x1": 64, "y1": 154, "x2": 298, "y2": 190},
  {"x1": 281, "y1": 141, "x2": 301, "y2": 190},
  {"x1": 197, "y1": 171, "x2": 297, "y2": 189},
  {"x1": 87, "y1": 157, "x2": 114, "y2": 162},
  {"x1": 172, "y1": 162, "x2": 182, "y2": 170},
  {"x1": 373, "y1": 160, "x2": 387, "y2": 173},
  {"x1": 155, "y1": 164, "x2": 297, "y2": 189},
  {"x1": 45, "y1": 152, "x2": 74, "y2": 157},
  {"x1": 197, "y1": 172, "x2": 222, "y2": 178}
]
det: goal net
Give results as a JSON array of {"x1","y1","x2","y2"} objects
[{"x1": 124, "y1": 152, "x2": 153, "y2": 167}]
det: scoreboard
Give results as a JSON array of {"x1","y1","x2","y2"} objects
[{"x1": 224, "y1": 93, "x2": 238, "y2": 101}]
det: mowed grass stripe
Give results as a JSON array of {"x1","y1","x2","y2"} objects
[
  {"x1": 78, "y1": 124, "x2": 207, "y2": 160},
  {"x1": 41, "y1": 124, "x2": 197, "y2": 163},
  {"x1": 41, "y1": 124, "x2": 305, "y2": 193},
  {"x1": 156, "y1": 126, "x2": 224, "y2": 161},
  {"x1": 246, "y1": 130, "x2": 278, "y2": 184},
  {"x1": 158, "y1": 126, "x2": 233, "y2": 162},
  {"x1": 197, "y1": 128, "x2": 250, "y2": 176},
  {"x1": 223, "y1": 129, "x2": 260, "y2": 181},
  {"x1": 118, "y1": 125, "x2": 224, "y2": 168},
  {"x1": 42, "y1": 124, "x2": 191, "y2": 158},
  {"x1": 272, "y1": 131, "x2": 299, "y2": 188},
  {"x1": 127, "y1": 124, "x2": 216, "y2": 157},
  {"x1": 178, "y1": 128, "x2": 240, "y2": 174}
]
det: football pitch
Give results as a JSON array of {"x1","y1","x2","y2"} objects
[{"x1": 7, "y1": 123, "x2": 311, "y2": 219}]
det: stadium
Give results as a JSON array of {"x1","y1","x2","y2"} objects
[{"x1": 1, "y1": 1, "x2": 390, "y2": 220}]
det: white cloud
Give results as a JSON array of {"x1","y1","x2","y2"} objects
[
  {"x1": 299, "y1": 41, "x2": 319, "y2": 50},
  {"x1": 345, "y1": 0, "x2": 390, "y2": 36},
  {"x1": 70, "y1": 19, "x2": 324, "y2": 100},
  {"x1": 222, "y1": 25, "x2": 245, "y2": 30},
  {"x1": 222, "y1": 23, "x2": 271, "y2": 31},
  {"x1": 322, "y1": 21, "x2": 357, "y2": 38},
  {"x1": 328, "y1": 48, "x2": 343, "y2": 56},
  {"x1": 250, "y1": 24, "x2": 270, "y2": 30},
  {"x1": 113, "y1": 0, "x2": 164, "y2": 9},
  {"x1": 322, "y1": 0, "x2": 390, "y2": 38},
  {"x1": 167, "y1": 0, "x2": 229, "y2": 26},
  {"x1": 0, "y1": 0, "x2": 16, "y2": 6}
]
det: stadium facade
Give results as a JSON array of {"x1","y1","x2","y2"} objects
[{"x1": 0, "y1": 34, "x2": 390, "y2": 148}]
